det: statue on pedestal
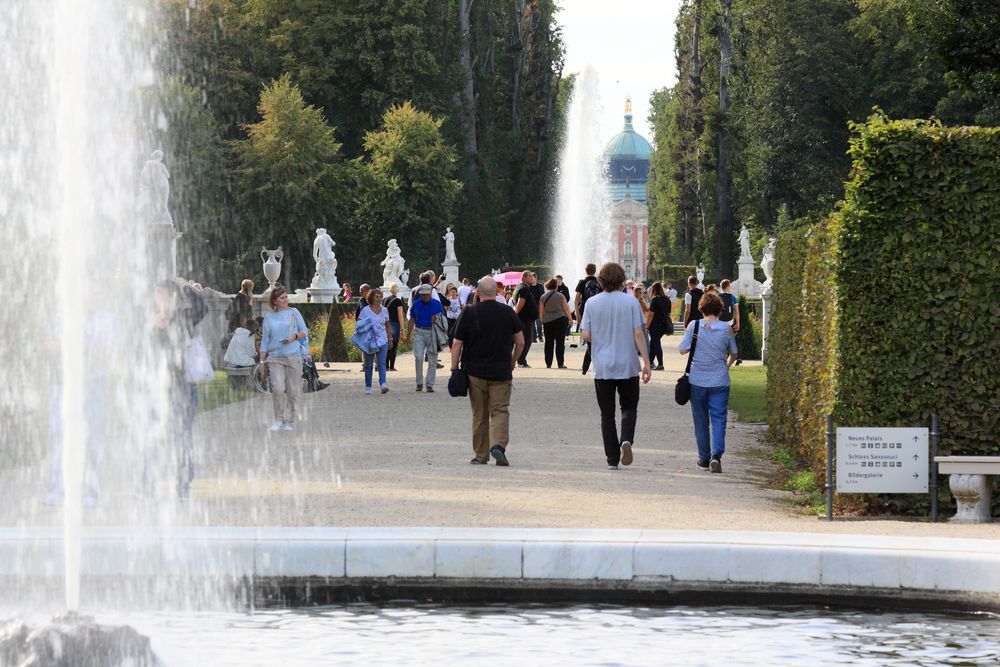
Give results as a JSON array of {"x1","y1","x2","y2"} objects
[
  {"x1": 443, "y1": 227, "x2": 457, "y2": 263},
  {"x1": 138, "y1": 149, "x2": 172, "y2": 225},
  {"x1": 739, "y1": 225, "x2": 752, "y2": 259},
  {"x1": 310, "y1": 228, "x2": 338, "y2": 289},
  {"x1": 761, "y1": 238, "x2": 776, "y2": 290},
  {"x1": 381, "y1": 239, "x2": 406, "y2": 287}
]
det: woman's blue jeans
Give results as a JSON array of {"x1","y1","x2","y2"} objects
[
  {"x1": 364, "y1": 343, "x2": 388, "y2": 388},
  {"x1": 690, "y1": 384, "x2": 729, "y2": 462}
]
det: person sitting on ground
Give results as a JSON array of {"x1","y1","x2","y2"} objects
[
  {"x1": 540, "y1": 277, "x2": 573, "y2": 369},
  {"x1": 678, "y1": 291, "x2": 739, "y2": 474}
]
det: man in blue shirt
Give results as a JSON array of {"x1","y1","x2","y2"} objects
[{"x1": 406, "y1": 283, "x2": 446, "y2": 392}]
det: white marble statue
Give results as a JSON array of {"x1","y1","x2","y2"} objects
[
  {"x1": 696, "y1": 264, "x2": 705, "y2": 288},
  {"x1": 739, "y1": 225, "x2": 752, "y2": 259},
  {"x1": 443, "y1": 227, "x2": 457, "y2": 263},
  {"x1": 138, "y1": 149, "x2": 172, "y2": 225},
  {"x1": 761, "y1": 238, "x2": 776, "y2": 289},
  {"x1": 381, "y1": 239, "x2": 406, "y2": 287},
  {"x1": 310, "y1": 228, "x2": 338, "y2": 289}
]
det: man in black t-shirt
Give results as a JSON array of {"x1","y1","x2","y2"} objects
[
  {"x1": 574, "y1": 262, "x2": 600, "y2": 374},
  {"x1": 452, "y1": 276, "x2": 525, "y2": 466},
  {"x1": 512, "y1": 270, "x2": 539, "y2": 367},
  {"x1": 682, "y1": 275, "x2": 704, "y2": 327}
]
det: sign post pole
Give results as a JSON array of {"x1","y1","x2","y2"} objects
[
  {"x1": 825, "y1": 414, "x2": 835, "y2": 521},
  {"x1": 930, "y1": 413, "x2": 940, "y2": 523}
]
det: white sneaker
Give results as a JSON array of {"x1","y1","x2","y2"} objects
[
  {"x1": 282, "y1": 422, "x2": 294, "y2": 431},
  {"x1": 380, "y1": 384, "x2": 389, "y2": 394},
  {"x1": 364, "y1": 386, "x2": 373, "y2": 395},
  {"x1": 270, "y1": 421, "x2": 283, "y2": 431}
]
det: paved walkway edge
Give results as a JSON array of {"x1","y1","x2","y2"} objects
[{"x1": 3, "y1": 528, "x2": 998, "y2": 609}]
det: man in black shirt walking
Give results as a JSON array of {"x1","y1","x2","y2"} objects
[{"x1": 452, "y1": 276, "x2": 525, "y2": 466}]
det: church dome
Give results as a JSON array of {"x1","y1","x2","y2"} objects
[{"x1": 604, "y1": 114, "x2": 652, "y2": 159}]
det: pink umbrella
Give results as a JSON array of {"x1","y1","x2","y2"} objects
[{"x1": 496, "y1": 271, "x2": 525, "y2": 287}]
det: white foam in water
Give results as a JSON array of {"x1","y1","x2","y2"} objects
[{"x1": 551, "y1": 65, "x2": 612, "y2": 281}]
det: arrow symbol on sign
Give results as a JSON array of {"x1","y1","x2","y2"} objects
[
  {"x1": 912, "y1": 473, "x2": 919, "y2": 479},
  {"x1": 913, "y1": 436, "x2": 919, "y2": 442},
  {"x1": 913, "y1": 454, "x2": 919, "y2": 461}
]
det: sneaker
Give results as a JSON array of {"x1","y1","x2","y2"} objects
[
  {"x1": 435, "y1": 362, "x2": 444, "y2": 369},
  {"x1": 608, "y1": 464, "x2": 619, "y2": 470},
  {"x1": 270, "y1": 421, "x2": 283, "y2": 431},
  {"x1": 415, "y1": 385, "x2": 423, "y2": 392},
  {"x1": 364, "y1": 387, "x2": 373, "y2": 395},
  {"x1": 558, "y1": 365, "x2": 568, "y2": 369},
  {"x1": 621, "y1": 441, "x2": 633, "y2": 466},
  {"x1": 710, "y1": 457, "x2": 722, "y2": 473},
  {"x1": 388, "y1": 367, "x2": 397, "y2": 372},
  {"x1": 518, "y1": 362, "x2": 531, "y2": 369},
  {"x1": 316, "y1": 382, "x2": 330, "y2": 391},
  {"x1": 654, "y1": 365, "x2": 665, "y2": 371},
  {"x1": 470, "y1": 458, "x2": 488, "y2": 465},
  {"x1": 697, "y1": 459, "x2": 710, "y2": 471},
  {"x1": 490, "y1": 444, "x2": 509, "y2": 467},
  {"x1": 380, "y1": 384, "x2": 389, "y2": 394},
  {"x1": 283, "y1": 422, "x2": 294, "y2": 431},
  {"x1": 426, "y1": 386, "x2": 435, "y2": 393}
]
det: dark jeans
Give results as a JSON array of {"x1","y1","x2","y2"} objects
[
  {"x1": 388, "y1": 321, "x2": 401, "y2": 369},
  {"x1": 543, "y1": 317, "x2": 567, "y2": 367},
  {"x1": 517, "y1": 317, "x2": 533, "y2": 364},
  {"x1": 648, "y1": 320, "x2": 666, "y2": 367},
  {"x1": 594, "y1": 376, "x2": 640, "y2": 465}
]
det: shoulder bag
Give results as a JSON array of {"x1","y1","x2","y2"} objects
[
  {"x1": 184, "y1": 335, "x2": 215, "y2": 384},
  {"x1": 674, "y1": 320, "x2": 699, "y2": 405}
]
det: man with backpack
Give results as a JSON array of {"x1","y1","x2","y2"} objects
[
  {"x1": 575, "y1": 262, "x2": 602, "y2": 375},
  {"x1": 719, "y1": 279, "x2": 741, "y2": 333},
  {"x1": 682, "y1": 275, "x2": 704, "y2": 327}
]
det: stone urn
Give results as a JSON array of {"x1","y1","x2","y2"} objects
[{"x1": 261, "y1": 246, "x2": 284, "y2": 292}]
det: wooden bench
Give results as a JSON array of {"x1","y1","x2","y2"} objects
[
  {"x1": 934, "y1": 456, "x2": 1000, "y2": 523},
  {"x1": 224, "y1": 365, "x2": 254, "y2": 391}
]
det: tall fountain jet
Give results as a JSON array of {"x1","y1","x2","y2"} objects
[
  {"x1": 551, "y1": 65, "x2": 611, "y2": 283},
  {"x1": 1, "y1": 0, "x2": 164, "y2": 618}
]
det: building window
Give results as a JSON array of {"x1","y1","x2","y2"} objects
[{"x1": 623, "y1": 239, "x2": 634, "y2": 258}]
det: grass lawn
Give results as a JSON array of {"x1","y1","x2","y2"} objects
[
  {"x1": 729, "y1": 365, "x2": 766, "y2": 422},
  {"x1": 198, "y1": 370, "x2": 254, "y2": 413}
]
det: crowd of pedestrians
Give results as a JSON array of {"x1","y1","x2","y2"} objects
[{"x1": 99, "y1": 261, "x2": 746, "y2": 505}]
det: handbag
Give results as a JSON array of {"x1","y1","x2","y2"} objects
[
  {"x1": 674, "y1": 320, "x2": 699, "y2": 405},
  {"x1": 448, "y1": 307, "x2": 476, "y2": 397},
  {"x1": 184, "y1": 336, "x2": 215, "y2": 384}
]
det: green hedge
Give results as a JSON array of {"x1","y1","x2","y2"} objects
[
  {"x1": 735, "y1": 300, "x2": 763, "y2": 361},
  {"x1": 767, "y1": 114, "x2": 1000, "y2": 513}
]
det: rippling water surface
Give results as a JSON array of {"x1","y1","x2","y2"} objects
[{"x1": 87, "y1": 604, "x2": 1000, "y2": 666}]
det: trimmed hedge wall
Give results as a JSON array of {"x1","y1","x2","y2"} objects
[{"x1": 767, "y1": 114, "x2": 1000, "y2": 513}]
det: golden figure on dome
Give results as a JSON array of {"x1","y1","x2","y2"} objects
[{"x1": 624, "y1": 96, "x2": 632, "y2": 115}]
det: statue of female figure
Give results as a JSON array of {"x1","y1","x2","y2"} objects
[
  {"x1": 311, "y1": 228, "x2": 338, "y2": 288},
  {"x1": 381, "y1": 239, "x2": 406, "y2": 286},
  {"x1": 739, "y1": 225, "x2": 752, "y2": 258},
  {"x1": 761, "y1": 238, "x2": 776, "y2": 288},
  {"x1": 139, "y1": 149, "x2": 172, "y2": 224},
  {"x1": 443, "y1": 227, "x2": 457, "y2": 263}
]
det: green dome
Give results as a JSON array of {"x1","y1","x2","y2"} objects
[{"x1": 604, "y1": 114, "x2": 652, "y2": 159}]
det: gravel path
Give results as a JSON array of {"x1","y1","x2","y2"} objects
[{"x1": 6, "y1": 335, "x2": 997, "y2": 538}]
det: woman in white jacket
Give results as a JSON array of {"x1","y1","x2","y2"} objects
[{"x1": 224, "y1": 319, "x2": 258, "y2": 368}]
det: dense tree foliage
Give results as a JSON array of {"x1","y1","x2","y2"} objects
[
  {"x1": 647, "y1": 0, "x2": 999, "y2": 277},
  {"x1": 156, "y1": 0, "x2": 563, "y2": 289}
]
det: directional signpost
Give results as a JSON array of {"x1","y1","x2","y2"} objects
[{"x1": 836, "y1": 427, "x2": 929, "y2": 493}]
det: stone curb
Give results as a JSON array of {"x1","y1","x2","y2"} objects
[{"x1": 3, "y1": 528, "x2": 998, "y2": 606}]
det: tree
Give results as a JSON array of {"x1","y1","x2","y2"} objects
[
  {"x1": 354, "y1": 102, "x2": 461, "y2": 278},
  {"x1": 233, "y1": 75, "x2": 350, "y2": 287}
]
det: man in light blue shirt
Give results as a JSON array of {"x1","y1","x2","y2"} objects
[{"x1": 581, "y1": 262, "x2": 652, "y2": 469}]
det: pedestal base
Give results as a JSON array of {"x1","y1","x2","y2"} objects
[
  {"x1": 148, "y1": 223, "x2": 180, "y2": 281},
  {"x1": 441, "y1": 260, "x2": 460, "y2": 287},
  {"x1": 736, "y1": 256, "x2": 761, "y2": 298},
  {"x1": 949, "y1": 474, "x2": 993, "y2": 523},
  {"x1": 306, "y1": 287, "x2": 341, "y2": 303}
]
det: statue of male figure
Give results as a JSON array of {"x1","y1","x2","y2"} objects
[
  {"x1": 139, "y1": 149, "x2": 172, "y2": 224},
  {"x1": 311, "y1": 228, "x2": 337, "y2": 288}
]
